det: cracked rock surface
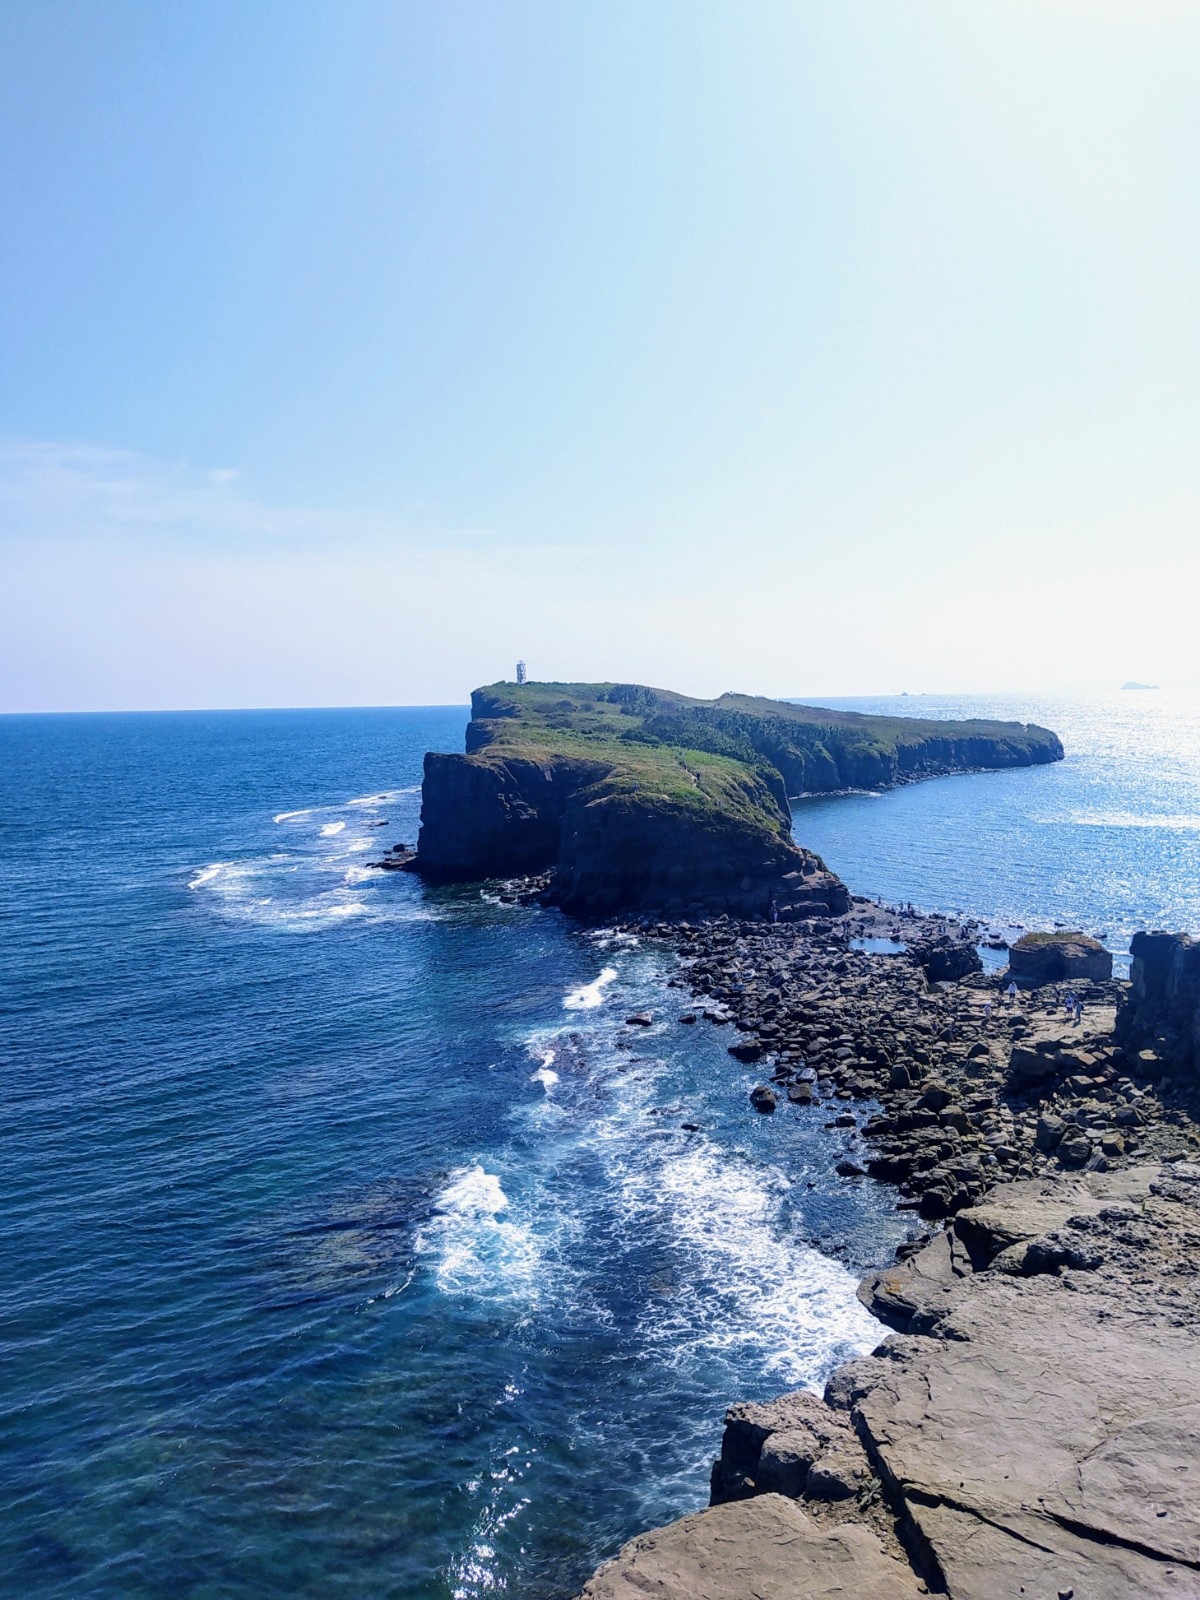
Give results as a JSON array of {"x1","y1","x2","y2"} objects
[
  {"x1": 579, "y1": 1162, "x2": 1200, "y2": 1599},
  {"x1": 848, "y1": 1161, "x2": 1200, "y2": 1597},
  {"x1": 575, "y1": 1493, "x2": 926, "y2": 1600}
]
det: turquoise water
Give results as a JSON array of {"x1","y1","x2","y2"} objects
[{"x1": 3, "y1": 691, "x2": 1197, "y2": 1599}]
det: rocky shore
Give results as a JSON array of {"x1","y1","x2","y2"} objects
[
  {"x1": 654, "y1": 904, "x2": 1200, "y2": 1220},
  {"x1": 572, "y1": 914, "x2": 1200, "y2": 1599},
  {"x1": 582, "y1": 1160, "x2": 1200, "y2": 1599}
]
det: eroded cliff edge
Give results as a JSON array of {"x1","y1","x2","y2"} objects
[{"x1": 413, "y1": 682, "x2": 1063, "y2": 918}]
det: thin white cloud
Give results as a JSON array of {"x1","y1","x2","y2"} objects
[{"x1": 0, "y1": 437, "x2": 490, "y2": 553}]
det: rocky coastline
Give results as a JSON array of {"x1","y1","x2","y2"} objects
[
  {"x1": 570, "y1": 913, "x2": 1200, "y2": 1599},
  {"x1": 398, "y1": 687, "x2": 1197, "y2": 1597}
]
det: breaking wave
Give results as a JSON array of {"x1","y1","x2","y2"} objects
[{"x1": 563, "y1": 966, "x2": 618, "y2": 1011}]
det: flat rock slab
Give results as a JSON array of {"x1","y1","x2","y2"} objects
[
  {"x1": 576, "y1": 1494, "x2": 925, "y2": 1600},
  {"x1": 857, "y1": 1164, "x2": 1200, "y2": 1600}
]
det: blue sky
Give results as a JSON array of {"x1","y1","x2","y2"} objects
[{"x1": 3, "y1": 1, "x2": 1199, "y2": 710}]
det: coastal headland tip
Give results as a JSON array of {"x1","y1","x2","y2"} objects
[{"x1": 409, "y1": 679, "x2": 1064, "y2": 919}]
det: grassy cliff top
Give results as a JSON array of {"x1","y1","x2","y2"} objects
[
  {"x1": 465, "y1": 681, "x2": 793, "y2": 838},
  {"x1": 455, "y1": 679, "x2": 1063, "y2": 841},
  {"x1": 468, "y1": 680, "x2": 1060, "y2": 766}
]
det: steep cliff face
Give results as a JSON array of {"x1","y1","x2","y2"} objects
[
  {"x1": 547, "y1": 786, "x2": 847, "y2": 919},
  {"x1": 413, "y1": 681, "x2": 1063, "y2": 919},
  {"x1": 417, "y1": 751, "x2": 606, "y2": 880},
  {"x1": 417, "y1": 744, "x2": 847, "y2": 919},
  {"x1": 636, "y1": 696, "x2": 1064, "y2": 796}
]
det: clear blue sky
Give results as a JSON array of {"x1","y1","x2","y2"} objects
[{"x1": 3, "y1": 1, "x2": 1199, "y2": 710}]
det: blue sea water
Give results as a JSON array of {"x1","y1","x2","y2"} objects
[
  {"x1": 794, "y1": 690, "x2": 1200, "y2": 972},
  {"x1": 2, "y1": 691, "x2": 1198, "y2": 1599}
]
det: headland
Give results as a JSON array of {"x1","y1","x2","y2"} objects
[
  {"x1": 409, "y1": 680, "x2": 1063, "y2": 919},
  {"x1": 395, "y1": 687, "x2": 1200, "y2": 1597}
]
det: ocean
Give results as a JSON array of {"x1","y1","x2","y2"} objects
[{"x1": 2, "y1": 690, "x2": 1198, "y2": 1598}]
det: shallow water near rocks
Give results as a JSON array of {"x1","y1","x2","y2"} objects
[{"x1": 3, "y1": 692, "x2": 1198, "y2": 1599}]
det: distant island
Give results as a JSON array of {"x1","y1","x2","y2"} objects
[
  {"x1": 1122, "y1": 680, "x2": 1158, "y2": 690},
  {"x1": 412, "y1": 681, "x2": 1064, "y2": 918}
]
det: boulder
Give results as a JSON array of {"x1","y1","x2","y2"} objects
[
  {"x1": 749, "y1": 1085, "x2": 777, "y2": 1114},
  {"x1": 912, "y1": 937, "x2": 983, "y2": 982},
  {"x1": 1008, "y1": 931, "x2": 1112, "y2": 985}
]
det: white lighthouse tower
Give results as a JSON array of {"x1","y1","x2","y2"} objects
[{"x1": 516, "y1": 660, "x2": 527, "y2": 685}]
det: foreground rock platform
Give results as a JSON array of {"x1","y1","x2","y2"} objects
[
  {"x1": 851, "y1": 1164, "x2": 1200, "y2": 1595},
  {"x1": 580, "y1": 1162, "x2": 1200, "y2": 1599},
  {"x1": 576, "y1": 1493, "x2": 926, "y2": 1600}
]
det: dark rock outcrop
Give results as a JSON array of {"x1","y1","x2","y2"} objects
[
  {"x1": 1117, "y1": 930, "x2": 1200, "y2": 1078},
  {"x1": 912, "y1": 935, "x2": 982, "y2": 983},
  {"x1": 1009, "y1": 930, "x2": 1113, "y2": 984}
]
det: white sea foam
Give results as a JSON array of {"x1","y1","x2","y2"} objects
[
  {"x1": 419, "y1": 1164, "x2": 540, "y2": 1302},
  {"x1": 343, "y1": 865, "x2": 377, "y2": 885},
  {"x1": 273, "y1": 808, "x2": 314, "y2": 823},
  {"x1": 563, "y1": 966, "x2": 618, "y2": 1011},
  {"x1": 624, "y1": 1142, "x2": 881, "y2": 1385},
  {"x1": 294, "y1": 900, "x2": 369, "y2": 921},
  {"x1": 530, "y1": 1050, "x2": 559, "y2": 1090},
  {"x1": 319, "y1": 820, "x2": 346, "y2": 837},
  {"x1": 587, "y1": 928, "x2": 641, "y2": 950},
  {"x1": 187, "y1": 862, "x2": 226, "y2": 889}
]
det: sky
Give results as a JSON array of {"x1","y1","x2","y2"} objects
[{"x1": 2, "y1": 0, "x2": 1200, "y2": 712}]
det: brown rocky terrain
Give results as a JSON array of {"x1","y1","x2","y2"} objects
[
  {"x1": 582, "y1": 1163, "x2": 1200, "y2": 1599},
  {"x1": 575, "y1": 916, "x2": 1200, "y2": 1599}
]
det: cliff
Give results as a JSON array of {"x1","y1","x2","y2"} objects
[{"x1": 414, "y1": 682, "x2": 1063, "y2": 918}]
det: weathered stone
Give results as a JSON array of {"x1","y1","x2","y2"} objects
[
  {"x1": 1036, "y1": 1112, "x2": 1066, "y2": 1151},
  {"x1": 575, "y1": 1495, "x2": 925, "y2": 1600},
  {"x1": 1117, "y1": 930, "x2": 1200, "y2": 1079},
  {"x1": 1009, "y1": 931, "x2": 1113, "y2": 985}
]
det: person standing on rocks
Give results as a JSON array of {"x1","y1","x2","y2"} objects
[{"x1": 1006, "y1": 980, "x2": 1018, "y2": 1003}]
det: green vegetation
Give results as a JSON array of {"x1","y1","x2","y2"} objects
[
  {"x1": 468, "y1": 682, "x2": 792, "y2": 842},
  {"x1": 466, "y1": 680, "x2": 1065, "y2": 821}
]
